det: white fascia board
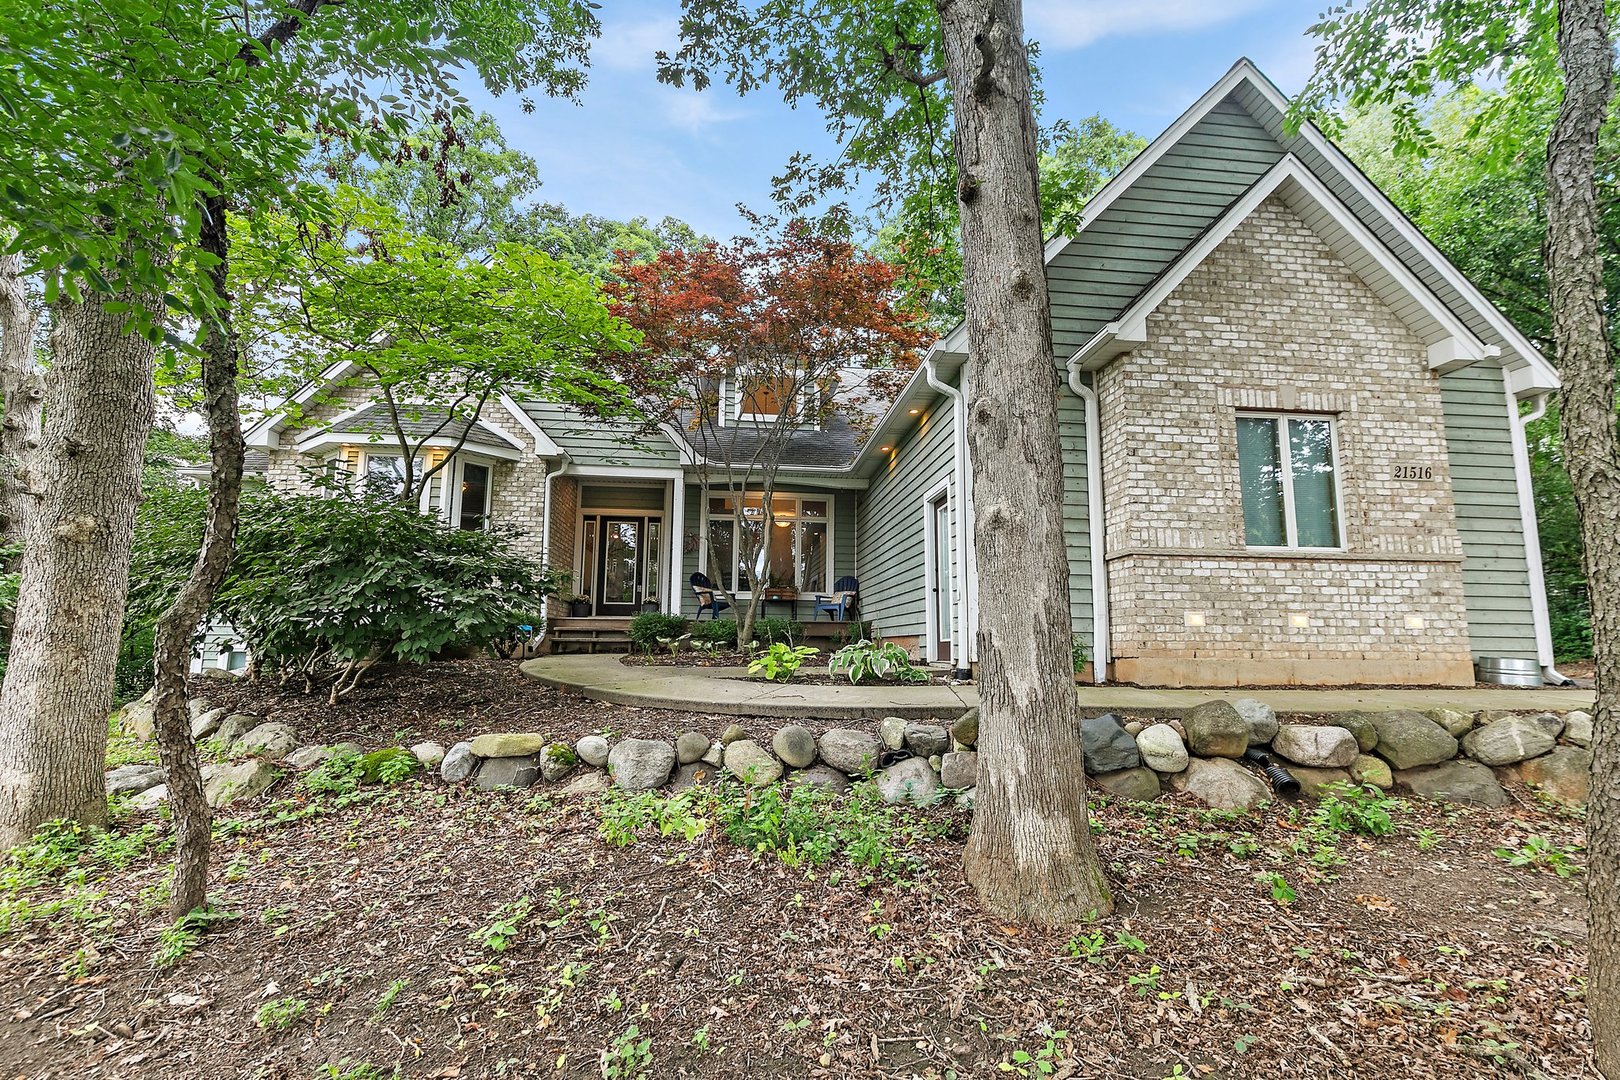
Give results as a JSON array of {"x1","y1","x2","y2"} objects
[
  {"x1": 294, "y1": 430, "x2": 525, "y2": 462},
  {"x1": 499, "y1": 395, "x2": 565, "y2": 457},
  {"x1": 1229, "y1": 62, "x2": 1562, "y2": 395},
  {"x1": 1067, "y1": 156, "x2": 1490, "y2": 371},
  {"x1": 243, "y1": 357, "x2": 362, "y2": 450}
]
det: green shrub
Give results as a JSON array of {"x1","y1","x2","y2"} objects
[
  {"x1": 688, "y1": 619, "x2": 738, "y2": 648},
  {"x1": 751, "y1": 617, "x2": 804, "y2": 646},
  {"x1": 747, "y1": 642, "x2": 819, "y2": 682},
  {"x1": 1311, "y1": 783, "x2": 1404, "y2": 837},
  {"x1": 123, "y1": 485, "x2": 568, "y2": 698},
  {"x1": 828, "y1": 639, "x2": 928, "y2": 684},
  {"x1": 1071, "y1": 635, "x2": 1092, "y2": 674},
  {"x1": 628, "y1": 612, "x2": 688, "y2": 653}
]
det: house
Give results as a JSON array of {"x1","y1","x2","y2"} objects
[{"x1": 244, "y1": 59, "x2": 1562, "y2": 688}]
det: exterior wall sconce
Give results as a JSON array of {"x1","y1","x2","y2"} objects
[
  {"x1": 1184, "y1": 611, "x2": 1206, "y2": 628},
  {"x1": 1289, "y1": 613, "x2": 1310, "y2": 629},
  {"x1": 1405, "y1": 615, "x2": 1426, "y2": 629}
]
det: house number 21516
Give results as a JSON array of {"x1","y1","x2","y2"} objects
[{"x1": 1393, "y1": 464, "x2": 1434, "y2": 481}]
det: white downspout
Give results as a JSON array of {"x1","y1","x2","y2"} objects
[
  {"x1": 1066, "y1": 360, "x2": 1110, "y2": 684},
  {"x1": 539, "y1": 461, "x2": 565, "y2": 640},
  {"x1": 925, "y1": 358, "x2": 972, "y2": 679},
  {"x1": 1507, "y1": 387, "x2": 1574, "y2": 686},
  {"x1": 667, "y1": 473, "x2": 686, "y2": 616}
]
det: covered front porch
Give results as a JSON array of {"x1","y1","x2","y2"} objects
[{"x1": 542, "y1": 470, "x2": 864, "y2": 649}]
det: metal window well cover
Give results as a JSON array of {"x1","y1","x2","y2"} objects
[{"x1": 1475, "y1": 656, "x2": 1543, "y2": 687}]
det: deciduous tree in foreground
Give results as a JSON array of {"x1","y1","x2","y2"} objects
[{"x1": 658, "y1": 0, "x2": 1115, "y2": 921}]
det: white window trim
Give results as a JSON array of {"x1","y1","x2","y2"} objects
[
  {"x1": 451, "y1": 456, "x2": 496, "y2": 530},
  {"x1": 325, "y1": 448, "x2": 497, "y2": 527},
  {"x1": 921, "y1": 477, "x2": 954, "y2": 664},
  {"x1": 728, "y1": 373, "x2": 813, "y2": 424},
  {"x1": 1238, "y1": 411, "x2": 1347, "y2": 553},
  {"x1": 698, "y1": 492, "x2": 836, "y2": 598}
]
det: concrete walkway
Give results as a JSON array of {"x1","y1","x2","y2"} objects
[{"x1": 520, "y1": 653, "x2": 1595, "y2": 720}]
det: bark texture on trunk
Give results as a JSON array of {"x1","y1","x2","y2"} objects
[
  {"x1": 0, "y1": 289, "x2": 158, "y2": 850},
  {"x1": 1546, "y1": 0, "x2": 1619, "y2": 1072},
  {"x1": 940, "y1": 0, "x2": 1112, "y2": 923},
  {"x1": 151, "y1": 194, "x2": 243, "y2": 915},
  {"x1": 0, "y1": 250, "x2": 42, "y2": 549}
]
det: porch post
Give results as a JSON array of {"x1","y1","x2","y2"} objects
[{"x1": 667, "y1": 473, "x2": 686, "y2": 615}]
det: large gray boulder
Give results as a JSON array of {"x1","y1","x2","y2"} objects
[
  {"x1": 440, "y1": 741, "x2": 477, "y2": 783},
  {"x1": 940, "y1": 750, "x2": 978, "y2": 790},
  {"x1": 607, "y1": 739, "x2": 677, "y2": 791},
  {"x1": 1369, "y1": 711, "x2": 1458, "y2": 770},
  {"x1": 120, "y1": 690, "x2": 156, "y2": 742},
  {"x1": 1135, "y1": 725, "x2": 1188, "y2": 774},
  {"x1": 1461, "y1": 715, "x2": 1557, "y2": 767},
  {"x1": 106, "y1": 764, "x2": 165, "y2": 796},
  {"x1": 1166, "y1": 757, "x2": 1270, "y2": 810},
  {"x1": 903, "y1": 722, "x2": 949, "y2": 759},
  {"x1": 286, "y1": 745, "x2": 334, "y2": 770},
  {"x1": 951, "y1": 708, "x2": 979, "y2": 749},
  {"x1": 670, "y1": 761, "x2": 725, "y2": 791},
  {"x1": 788, "y1": 765, "x2": 852, "y2": 794},
  {"x1": 213, "y1": 713, "x2": 258, "y2": 748},
  {"x1": 817, "y1": 729, "x2": 883, "y2": 776},
  {"x1": 539, "y1": 742, "x2": 577, "y2": 782},
  {"x1": 1182, "y1": 702, "x2": 1249, "y2": 759},
  {"x1": 1233, "y1": 699, "x2": 1279, "y2": 746},
  {"x1": 1287, "y1": 766, "x2": 1352, "y2": 800},
  {"x1": 238, "y1": 722, "x2": 297, "y2": 762},
  {"x1": 1349, "y1": 754, "x2": 1393, "y2": 790},
  {"x1": 771, "y1": 726, "x2": 818, "y2": 769},
  {"x1": 672, "y1": 732, "x2": 708, "y2": 765},
  {"x1": 1396, "y1": 760, "x2": 1508, "y2": 807},
  {"x1": 1563, "y1": 711, "x2": 1593, "y2": 748},
  {"x1": 201, "y1": 760, "x2": 279, "y2": 808},
  {"x1": 469, "y1": 732, "x2": 547, "y2": 758},
  {"x1": 1080, "y1": 713, "x2": 1140, "y2": 775},
  {"x1": 875, "y1": 758, "x2": 940, "y2": 806},
  {"x1": 1092, "y1": 766, "x2": 1161, "y2": 803},
  {"x1": 1425, "y1": 709, "x2": 1475, "y2": 738},
  {"x1": 1271, "y1": 724, "x2": 1359, "y2": 769},
  {"x1": 411, "y1": 742, "x2": 446, "y2": 769},
  {"x1": 1514, "y1": 746, "x2": 1591, "y2": 807},
  {"x1": 1330, "y1": 712, "x2": 1380, "y2": 752},
  {"x1": 474, "y1": 754, "x2": 541, "y2": 791},
  {"x1": 186, "y1": 697, "x2": 215, "y2": 722},
  {"x1": 189, "y1": 707, "x2": 226, "y2": 741},
  {"x1": 878, "y1": 716, "x2": 907, "y2": 751},
  {"x1": 577, "y1": 734, "x2": 612, "y2": 768},
  {"x1": 724, "y1": 740, "x2": 783, "y2": 786}
]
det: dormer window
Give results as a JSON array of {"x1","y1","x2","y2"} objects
[{"x1": 737, "y1": 374, "x2": 799, "y2": 422}]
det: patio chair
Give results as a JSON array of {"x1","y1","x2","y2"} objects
[
  {"x1": 813, "y1": 576, "x2": 859, "y2": 621},
  {"x1": 690, "y1": 572, "x2": 732, "y2": 620}
]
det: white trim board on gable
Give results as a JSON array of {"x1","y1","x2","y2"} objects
[
  {"x1": 1068, "y1": 155, "x2": 1495, "y2": 372},
  {"x1": 1044, "y1": 57, "x2": 1559, "y2": 397}
]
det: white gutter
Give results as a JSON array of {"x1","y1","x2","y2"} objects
[
  {"x1": 1066, "y1": 359, "x2": 1110, "y2": 684},
  {"x1": 925, "y1": 358, "x2": 973, "y2": 679},
  {"x1": 1506, "y1": 388, "x2": 1574, "y2": 686}
]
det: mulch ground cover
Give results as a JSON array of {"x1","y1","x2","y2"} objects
[{"x1": 0, "y1": 660, "x2": 1593, "y2": 1079}]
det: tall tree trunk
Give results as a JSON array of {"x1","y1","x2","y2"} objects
[
  {"x1": 1546, "y1": 0, "x2": 1619, "y2": 1072},
  {"x1": 0, "y1": 249, "x2": 42, "y2": 549},
  {"x1": 0, "y1": 289, "x2": 158, "y2": 850},
  {"x1": 940, "y1": 0, "x2": 1112, "y2": 922},
  {"x1": 150, "y1": 193, "x2": 244, "y2": 915}
]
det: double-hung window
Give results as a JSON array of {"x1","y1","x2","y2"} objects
[{"x1": 1236, "y1": 413, "x2": 1342, "y2": 549}]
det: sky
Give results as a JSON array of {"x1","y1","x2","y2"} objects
[{"x1": 454, "y1": 0, "x2": 1330, "y2": 241}]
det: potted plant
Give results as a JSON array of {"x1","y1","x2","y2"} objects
[{"x1": 567, "y1": 595, "x2": 592, "y2": 617}]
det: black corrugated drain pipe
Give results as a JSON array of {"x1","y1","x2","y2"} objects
[{"x1": 1242, "y1": 749, "x2": 1301, "y2": 798}]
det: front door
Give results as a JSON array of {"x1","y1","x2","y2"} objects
[
  {"x1": 595, "y1": 517, "x2": 645, "y2": 616},
  {"x1": 929, "y1": 494, "x2": 952, "y2": 662}
]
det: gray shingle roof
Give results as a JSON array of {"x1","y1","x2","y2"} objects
[{"x1": 323, "y1": 403, "x2": 515, "y2": 450}]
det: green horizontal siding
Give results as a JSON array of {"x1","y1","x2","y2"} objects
[
  {"x1": 522, "y1": 401, "x2": 683, "y2": 468},
  {"x1": 1048, "y1": 98, "x2": 1286, "y2": 358},
  {"x1": 1440, "y1": 364, "x2": 1539, "y2": 660},
  {"x1": 1057, "y1": 384, "x2": 1094, "y2": 640},
  {"x1": 854, "y1": 395, "x2": 957, "y2": 641},
  {"x1": 580, "y1": 484, "x2": 665, "y2": 511}
]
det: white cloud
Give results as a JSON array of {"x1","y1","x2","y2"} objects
[
  {"x1": 658, "y1": 87, "x2": 750, "y2": 133},
  {"x1": 1027, "y1": 0, "x2": 1269, "y2": 50},
  {"x1": 592, "y1": 15, "x2": 681, "y2": 74}
]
